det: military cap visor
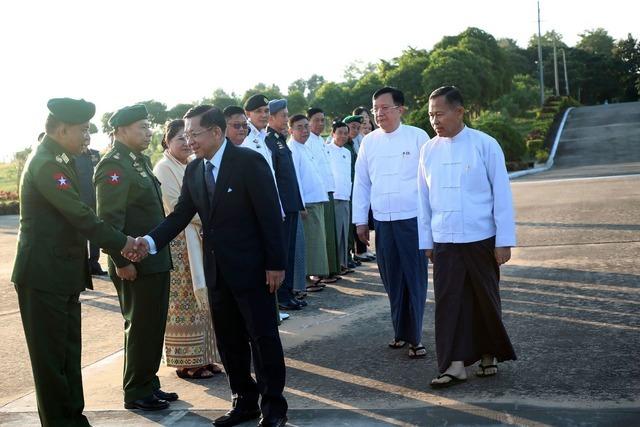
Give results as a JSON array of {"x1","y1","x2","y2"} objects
[
  {"x1": 47, "y1": 98, "x2": 96, "y2": 124},
  {"x1": 244, "y1": 94, "x2": 269, "y2": 111},
  {"x1": 109, "y1": 104, "x2": 149, "y2": 128},
  {"x1": 343, "y1": 115, "x2": 363, "y2": 124}
]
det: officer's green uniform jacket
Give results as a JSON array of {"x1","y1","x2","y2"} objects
[
  {"x1": 94, "y1": 140, "x2": 171, "y2": 273},
  {"x1": 12, "y1": 136, "x2": 127, "y2": 293}
]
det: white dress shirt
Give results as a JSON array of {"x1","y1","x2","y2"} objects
[
  {"x1": 307, "y1": 132, "x2": 335, "y2": 193},
  {"x1": 326, "y1": 143, "x2": 352, "y2": 201},
  {"x1": 241, "y1": 121, "x2": 274, "y2": 172},
  {"x1": 145, "y1": 141, "x2": 227, "y2": 254},
  {"x1": 288, "y1": 138, "x2": 329, "y2": 204},
  {"x1": 352, "y1": 124, "x2": 428, "y2": 225},
  {"x1": 417, "y1": 125, "x2": 516, "y2": 249}
]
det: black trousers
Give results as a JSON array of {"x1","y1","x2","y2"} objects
[
  {"x1": 209, "y1": 272, "x2": 287, "y2": 420},
  {"x1": 277, "y1": 212, "x2": 298, "y2": 301}
]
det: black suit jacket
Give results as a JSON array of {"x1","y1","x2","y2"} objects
[{"x1": 149, "y1": 141, "x2": 285, "y2": 291}]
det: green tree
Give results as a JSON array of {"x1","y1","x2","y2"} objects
[
  {"x1": 382, "y1": 47, "x2": 430, "y2": 106},
  {"x1": 613, "y1": 34, "x2": 640, "y2": 100},
  {"x1": 472, "y1": 112, "x2": 525, "y2": 161},
  {"x1": 527, "y1": 30, "x2": 567, "y2": 49},
  {"x1": 242, "y1": 83, "x2": 284, "y2": 105},
  {"x1": 576, "y1": 28, "x2": 615, "y2": 56},
  {"x1": 312, "y1": 81, "x2": 351, "y2": 119},
  {"x1": 101, "y1": 112, "x2": 113, "y2": 134},
  {"x1": 202, "y1": 88, "x2": 241, "y2": 109},
  {"x1": 422, "y1": 46, "x2": 489, "y2": 115},
  {"x1": 305, "y1": 74, "x2": 326, "y2": 103},
  {"x1": 139, "y1": 100, "x2": 168, "y2": 125},
  {"x1": 491, "y1": 74, "x2": 540, "y2": 117},
  {"x1": 89, "y1": 123, "x2": 98, "y2": 134},
  {"x1": 286, "y1": 90, "x2": 308, "y2": 115},
  {"x1": 350, "y1": 72, "x2": 384, "y2": 110},
  {"x1": 167, "y1": 103, "x2": 194, "y2": 120}
]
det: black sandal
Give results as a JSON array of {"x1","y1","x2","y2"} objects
[
  {"x1": 388, "y1": 339, "x2": 407, "y2": 349},
  {"x1": 408, "y1": 345, "x2": 427, "y2": 358},
  {"x1": 430, "y1": 373, "x2": 466, "y2": 389},
  {"x1": 476, "y1": 364, "x2": 498, "y2": 377}
]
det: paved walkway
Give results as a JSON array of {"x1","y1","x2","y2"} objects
[{"x1": 1, "y1": 102, "x2": 639, "y2": 426}]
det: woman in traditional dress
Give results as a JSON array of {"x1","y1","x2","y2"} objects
[{"x1": 154, "y1": 119, "x2": 221, "y2": 379}]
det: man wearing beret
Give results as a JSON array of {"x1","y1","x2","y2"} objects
[
  {"x1": 95, "y1": 104, "x2": 176, "y2": 410},
  {"x1": 242, "y1": 94, "x2": 275, "y2": 173},
  {"x1": 265, "y1": 99, "x2": 306, "y2": 311},
  {"x1": 12, "y1": 98, "x2": 141, "y2": 426}
]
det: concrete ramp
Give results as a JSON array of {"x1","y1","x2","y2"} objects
[{"x1": 523, "y1": 101, "x2": 640, "y2": 180}]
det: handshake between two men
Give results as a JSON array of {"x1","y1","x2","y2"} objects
[
  {"x1": 116, "y1": 237, "x2": 152, "y2": 281},
  {"x1": 118, "y1": 237, "x2": 284, "y2": 292}
]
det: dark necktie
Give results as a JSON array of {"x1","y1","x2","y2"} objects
[{"x1": 205, "y1": 161, "x2": 216, "y2": 206}]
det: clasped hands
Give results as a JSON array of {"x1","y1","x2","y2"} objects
[{"x1": 116, "y1": 237, "x2": 152, "y2": 281}]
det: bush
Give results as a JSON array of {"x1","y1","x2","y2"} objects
[
  {"x1": 526, "y1": 138, "x2": 544, "y2": 155},
  {"x1": 472, "y1": 112, "x2": 525, "y2": 162},
  {"x1": 535, "y1": 149, "x2": 550, "y2": 163},
  {"x1": 0, "y1": 201, "x2": 19, "y2": 215}
]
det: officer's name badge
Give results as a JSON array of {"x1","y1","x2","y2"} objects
[
  {"x1": 129, "y1": 152, "x2": 137, "y2": 160},
  {"x1": 402, "y1": 151, "x2": 411, "y2": 156},
  {"x1": 113, "y1": 152, "x2": 121, "y2": 160},
  {"x1": 140, "y1": 172, "x2": 148, "y2": 178}
]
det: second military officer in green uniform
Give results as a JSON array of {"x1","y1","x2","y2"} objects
[
  {"x1": 13, "y1": 98, "x2": 139, "y2": 427},
  {"x1": 95, "y1": 104, "x2": 176, "y2": 411}
]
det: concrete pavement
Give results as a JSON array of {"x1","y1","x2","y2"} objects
[{"x1": 1, "y1": 102, "x2": 639, "y2": 426}]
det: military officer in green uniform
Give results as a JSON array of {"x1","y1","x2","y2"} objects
[
  {"x1": 95, "y1": 104, "x2": 176, "y2": 411},
  {"x1": 12, "y1": 97, "x2": 140, "y2": 427}
]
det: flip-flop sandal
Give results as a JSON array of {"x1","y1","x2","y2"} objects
[
  {"x1": 388, "y1": 339, "x2": 407, "y2": 349},
  {"x1": 341, "y1": 268, "x2": 355, "y2": 274},
  {"x1": 430, "y1": 374, "x2": 466, "y2": 389},
  {"x1": 305, "y1": 284, "x2": 324, "y2": 292},
  {"x1": 206, "y1": 364, "x2": 223, "y2": 374},
  {"x1": 408, "y1": 345, "x2": 427, "y2": 358},
  {"x1": 320, "y1": 277, "x2": 338, "y2": 283},
  {"x1": 476, "y1": 364, "x2": 498, "y2": 377},
  {"x1": 176, "y1": 367, "x2": 214, "y2": 379}
]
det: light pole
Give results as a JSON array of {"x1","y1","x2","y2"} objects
[
  {"x1": 537, "y1": 0, "x2": 545, "y2": 106},
  {"x1": 561, "y1": 48, "x2": 569, "y2": 96}
]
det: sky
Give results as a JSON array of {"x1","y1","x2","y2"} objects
[{"x1": 1, "y1": 0, "x2": 638, "y2": 159}]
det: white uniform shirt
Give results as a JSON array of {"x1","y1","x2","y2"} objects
[
  {"x1": 326, "y1": 143, "x2": 352, "y2": 201},
  {"x1": 242, "y1": 121, "x2": 274, "y2": 172},
  {"x1": 417, "y1": 126, "x2": 516, "y2": 249},
  {"x1": 307, "y1": 132, "x2": 335, "y2": 193},
  {"x1": 352, "y1": 124, "x2": 428, "y2": 225},
  {"x1": 288, "y1": 138, "x2": 329, "y2": 204}
]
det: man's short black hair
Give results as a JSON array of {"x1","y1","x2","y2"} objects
[
  {"x1": 223, "y1": 105, "x2": 246, "y2": 119},
  {"x1": 306, "y1": 107, "x2": 324, "y2": 119},
  {"x1": 45, "y1": 114, "x2": 62, "y2": 135},
  {"x1": 184, "y1": 104, "x2": 227, "y2": 133},
  {"x1": 289, "y1": 114, "x2": 308, "y2": 128},
  {"x1": 332, "y1": 120, "x2": 348, "y2": 133},
  {"x1": 429, "y1": 86, "x2": 464, "y2": 107},
  {"x1": 372, "y1": 86, "x2": 405, "y2": 106}
]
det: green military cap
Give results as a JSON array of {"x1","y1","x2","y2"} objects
[
  {"x1": 244, "y1": 94, "x2": 269, "y2": 111},
  {"x1": 343, "y1": 115, "x2": 363, "y2": 124},
  {"x1": 109, "y1": 104, "x2": 149, "y2": 128},
  {"x1": 47, "y1": 98, "x2": 96, "y2": 124}
]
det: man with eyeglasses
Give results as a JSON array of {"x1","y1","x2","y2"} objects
[
  {"x1": 95, "y1": 104, "x2": 177, "y2": 411},
  {"x1": 139, "y1": 105, "x2": 288, "y2": 427},
  {"x1": 352, "y1": 86, "x2": 429, "y2": 360},
  {"x1": 264, "y1": 99, "x2": 307, "y2": 312},
  {"x1": 223, "y1": 105, "x2": 249, "y2": 146}
]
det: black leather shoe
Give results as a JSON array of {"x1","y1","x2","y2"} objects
[
  {"x1": 213, "y1": 407, "x2": 261, "y2": 426},
  {"x1": 124, "y1": 395, "x2": 169, "y2": 411},
  {"x1": 258, "y1": 415, "x2": 288, "y2": 427},
  {"x1": 278, "y1": 299, "x2": 302, "y2": 311},
  {"x1": 154, "y1": 388, "x2": 179, "y2": 401}
]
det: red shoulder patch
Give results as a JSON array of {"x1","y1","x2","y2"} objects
[
  {"x1": 53, "y1": 173, "x2": 70, "y2": 190},
  {"x1": 106, "y1": 170, "x2": 122, "y2": 185}
]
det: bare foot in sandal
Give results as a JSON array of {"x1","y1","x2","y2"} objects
[{"x1": 408, "y1": 343, "x2": 427, "y2": 358}]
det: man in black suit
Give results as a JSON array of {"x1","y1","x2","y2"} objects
[{"x1": 137, "y1": 105, "x2": 288, "y2": 427}]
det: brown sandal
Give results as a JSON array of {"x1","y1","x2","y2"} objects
[{"x1": 176, "y1": 366, "x2": 214, "y2": 379}]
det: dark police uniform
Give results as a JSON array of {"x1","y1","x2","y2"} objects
[
  {"x1": 75, "y1": 147, "x2": 104, "y2": 273},
  {"x1": 95, "y1": 138, "x2": 172, "y2": 404},
  {"x1": 265, "y1": 126, "x2": 304, "y2": 304},
  {"x1": 12, "y1": 97, "x2": 128, "y2": 427}
]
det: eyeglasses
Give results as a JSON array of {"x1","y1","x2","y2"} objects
[
  {"x1": 371, "y1": 105, "x2": 400, "y2": 115},
  {"x1": 184, "y1": 127, "x2": 212, "y2": 140},
  {"x1": 227, "y1": 122, "x2": 249, "y2": 130}
]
